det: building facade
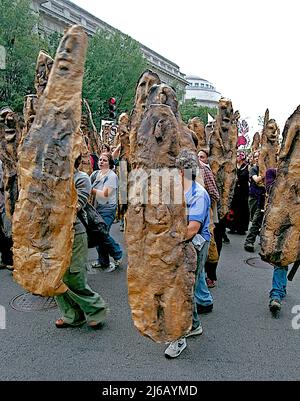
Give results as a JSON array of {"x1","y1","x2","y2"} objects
[
  {"x1": 31, "y1": 0, "x2": 189, "y2": 92},
  {"x1": 185, "y1": 75, "x2": 221, "y2": 108}
]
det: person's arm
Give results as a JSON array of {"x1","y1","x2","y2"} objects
[
  {"x1": 92, "y1": 186, "x2": 113, "y2": 199},
  {"x1": 186, "y1": 221, "x2": 201, "y2": 240},
  {"x1": 252, "y1": 174, "x2": 264, "y2": 184}
]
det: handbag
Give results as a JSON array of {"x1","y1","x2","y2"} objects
[{"x1": 77, "y1": 202, "x2": 108, "y2": 248}]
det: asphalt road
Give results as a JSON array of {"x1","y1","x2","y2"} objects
[{"x1": 0, "y1": 224, "x2": 299, "y2": 381}]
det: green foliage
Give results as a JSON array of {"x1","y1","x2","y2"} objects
[
  {"x1": 179, "y1": 98, "x2": 217, "y2": 125},
  {"x1": 0, "y1": 0, "x2": 43, "y2": 111},
  {"x1": 83, "y1": 28, "x2": 147, "y2": 127},
  {"x1": 44, "y1": 31, "x2": 62, "y2": 59}
]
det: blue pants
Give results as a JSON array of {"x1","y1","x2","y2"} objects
[
  {"x1": 269, "y1": 266, "x2": 288, "y2": 301},
  {"x1": 192, "y1": 241, "x2": 211, "y2": 329},
  {"x1": 96, "y1": 205, "x2": 122, "y2": 267}
]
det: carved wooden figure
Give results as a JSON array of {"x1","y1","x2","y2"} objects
[
  {"x1": 260, "y1": 105, "x2": 300, "y2": 267},
  {"x1": 0, "y1": 107, "x2": 21, "y2": 219},
  {"x1": 13, "y1": 25, "x2": 88, "y2": 296},
  {"x1": 126, "y1": 77, "x2": 198, "y2": 343},
  {"x1": 208, "y1": 97, "x2": 237, "y2": 219},
  {"x1": 251, "y1": 132, "x2": 261, "y2": 153},
  {"x1": 188, "y1": 117, "x2": 207, "y2": 153},
  {"x1": 129, "y1": 70, "x2": 161, "y2": 166},
  {"x1": 258, "y1": 110, "x2": 280, "y2": 178}
]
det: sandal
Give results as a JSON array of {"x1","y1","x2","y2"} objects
[{"x1": 55, "y1": 318, "x2": 85, "y2": 328}]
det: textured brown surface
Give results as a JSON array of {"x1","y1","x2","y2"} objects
[
  {"x1": 0, "y1": 108, "x2": 21, "y2": 219},
  {"x1": 126, "y1": 103, "x2": 196, "y2": 343},
  {"x1": 251, "y1": 132, "x2": 261, "y2": 153},
  {"x1": 258, "y1": 111, "x2": 279, "y2": 178},
  {"x1": 12, "y1": 25, "x2": 87, "y2": 296},
  {"x1": 209, "y1": 98, "x2": 237, "y2": 219},
  {"x1": 35, "y1": 50, "x2": 54, "y2": 98},
  {"x1": 82, "y1": 99, "x2": 101, "y2": 155},
  {"x1": 188, "y1": 117, "x2": 207, "y2": 153},
  {"x1": 129, "y1": 70, "x2": 161, "y2": 166},
  {"x1": 260, "y1": 106, "x2": 300, "y2": 266}
]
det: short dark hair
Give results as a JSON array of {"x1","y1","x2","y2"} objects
[{"x1": 175, "y1": 149, "x2": 199, "y2": 181}]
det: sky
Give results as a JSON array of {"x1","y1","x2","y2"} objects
[{"x1": 72, "y1": 0, "x2": 299, "y2": 136}]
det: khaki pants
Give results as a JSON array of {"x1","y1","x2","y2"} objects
[{"x1": 55, "y1": 233, "x2": 107, "y2": 325}]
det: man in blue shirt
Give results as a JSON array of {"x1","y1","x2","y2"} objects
[{"x1": 165, "y1": 150, "x2": 211, "y2": 358}]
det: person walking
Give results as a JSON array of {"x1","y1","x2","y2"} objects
[
  {"x1": 164, "y1": 150, "x2": 211, "y2": 358},
  {"x1": 244, "y1": 151, "x2": 265, "y2": 252},
  {"x1": 55, "y1": 156, "x2": 108, "y2": 328},
  {"x1": 90, "y1": 153, "x2": 123, "y2": 272}
]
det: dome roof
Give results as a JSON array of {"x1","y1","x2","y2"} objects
[{"x1": 186, "y1": 75, "x2": 209, "y2": 83}]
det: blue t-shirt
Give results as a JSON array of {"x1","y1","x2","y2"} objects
[{"x1": 185, "y1": 181, "x2": 211, "y2": 241}]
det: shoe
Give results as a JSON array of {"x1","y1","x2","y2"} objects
[
  {"x1": 206, "y1": 278, "x2": 216, "y2": 288},
  {"x1": 164, "y1": 338, "x2": 187, "y2": 358},
  {"x1": 197, "y1": 303, "x2": 213, "y2": 314},
  {"x1": 87, "y1": 321, "x2": 104, "y2": 330},
  {"x1": 244, "y1": 244, "x2": 254, "y2": 252},
  {"x1": 91, "y1": 262, "x2": 104, "y2": 269},
  {"x1": 269, "y1": 299, "x2": 281, "y2": 312},
  {"x1": 55, "y1": 318, "x2": 85, "y2": 328},
  {"x1": 185, "y1": 325, "x2": 203, "y2": 338},
  {"x1": 223, "y1": 236, "x2": 230, "y2": 244},
  {"x1": 0, "y1": 263, "x2": 13, "y2": 271},
  {"x1": 113, "y1": 257, "x2": 122, "y2": 268},
  {"x1": 101, "y1": 262, "x2": 116, "y2": 273}
]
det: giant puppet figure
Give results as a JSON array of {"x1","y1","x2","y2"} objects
[
  {"x1": 260, "y1": 105, "x2": 300, "y2": 271},
  {"x1": 126, "y1": 71, "x2": 199, "y2": 343},
  {"x1": 13, "y1": 26, "x2": 88, "y2": 296},
  {"x1": 208, "y1": 97, "x2": 237, "y2": 219},
  {"x1": 258, "y1": 109, "x2": 280, "y2": 179}
]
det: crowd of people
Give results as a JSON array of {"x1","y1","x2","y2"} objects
[{"x1": 0, "y1": 138, "x2": 292, "y2": 359}]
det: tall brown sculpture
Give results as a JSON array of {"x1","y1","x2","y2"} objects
[
  {"x1": 0, "y1": 107, "x2": 21, "y2": 220},
  {"x1": 188, "y1": 117, "x2": 207, "y2": 153},
  {"x1": 13, "y1": 25, "x2": 88, "y2": 296},
  {"x1": 209, "y1": 97, "x2": 237, "y2": 219},
  {"x1": 260, "y1": 105, "x2": 300, "y2": 267},
  {"x1": 258, "y1": 110, "x2": 280, "y2": 178},
  {"x1": 126, "y1": 76, "x2": 197, "y2": 343},
  {"x1": 129, "y1": 70, "x2": 161, "y2": 166},
  {"x1": 251, "y1": 132, "x2": 261, "y2": 153}
]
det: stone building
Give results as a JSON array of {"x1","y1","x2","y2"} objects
[
  {"x1": 31, "y1": 0, "x2": 189, "y2": 93},
  {"x1": 185, "y1": 75, "x2": 221, "y2": 108}
]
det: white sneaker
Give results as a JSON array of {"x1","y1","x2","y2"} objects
[
  {"x1": 113, "y1": 258, "x2": 122, "y2": 268},
  {"x1": 164, "y1": 338, "x2": 187, "y2": 358},
  {"x1": 185, "y1": 324, "x2": 203, "y2": 338},
  {"x1": 102, "y1": 262, "x2": 116, "y2": 273}
]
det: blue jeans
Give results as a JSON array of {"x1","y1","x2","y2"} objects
[
  {"x1": 192, "y1": 241, "x2": 211, "y2": 329},
  {"x1": 96, "y1": 204, "x2": 122, "y2": 267},
  {"x1": 269, "y1": 266, "x2": 288, "y2": 301}
]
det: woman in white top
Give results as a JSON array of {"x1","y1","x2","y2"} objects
[{"x1": 90, "y1": 153, "x2": 122, "y2": 272}]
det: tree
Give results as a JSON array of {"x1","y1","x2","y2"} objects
[
  {"x1": 0, "y1": 0, "x2": 43, "y2": 111},
  {"x1": 179, "y1": 98, "x2": 217, "y2": 125},
  {"x1": 83, "y1": 28, "x2": 147, "y2": 127}
]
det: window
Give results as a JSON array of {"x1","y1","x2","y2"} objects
[{"x1": 195, "y1": 83, "x2": 199, "y2": 87}]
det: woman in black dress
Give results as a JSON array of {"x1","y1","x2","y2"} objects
[{"x1": 228, "y1": 151, "x2": 250, "y2": 235}]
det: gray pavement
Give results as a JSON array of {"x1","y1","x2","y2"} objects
[{"x1": 0, "y1": 224, "x2": 299, "y2": 381}]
